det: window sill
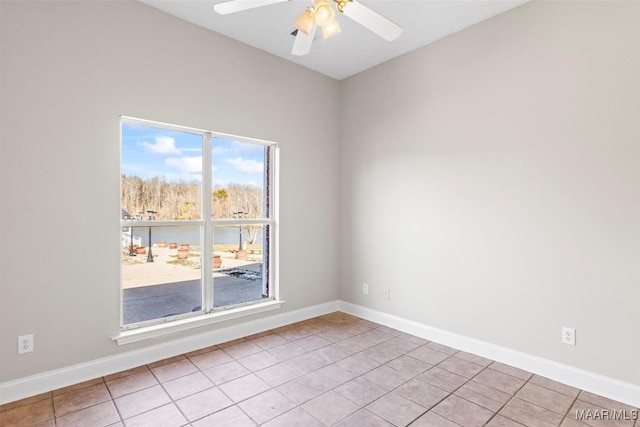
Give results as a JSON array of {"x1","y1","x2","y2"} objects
[{"x1": 112, "y1": 300, "x2": 285, "y2": 345}]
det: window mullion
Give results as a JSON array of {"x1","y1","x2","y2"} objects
[
  {"x1": 202, "y1": 132, "x2": 213, "y2": 311},
  {"x1": 211, "y1": 218, "x2": 271, "y2": 225},
  {"x1": 121, "y1": 117, "x2": 278, "y2": 332},
  {"x1": 268, "y1": 144, "x2": 278, "y2": 301}
]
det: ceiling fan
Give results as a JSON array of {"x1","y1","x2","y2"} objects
[{"x1": 213, "y1": 0, "x2": 403, "y2": 56}]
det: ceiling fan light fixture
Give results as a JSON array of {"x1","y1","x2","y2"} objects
[
  {"x1": 212, "y1": 0, "x2": 403, "y2": 57},
  {"x1": 313, "y1": 0, "x2": 334, "y2": 26},
  {"x1": 334, "y1": 0, "x2": 353, "y2": 14},
  {"x1": 321, "y1": 18, "x2": 341, "y2": 39},
  {"x1": 295, "y1": 8, "x2": 315, "y2": 35}
]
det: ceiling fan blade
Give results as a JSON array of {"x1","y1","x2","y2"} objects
[
  {"x1": 214, "y1": 0, "x2": 289, "y2": 15},
  {"x1": 341, "y1": 1, "x2": 402, "y2": 41},
  {"x1": 291, "y1": 23, "x2": 317, "y2": 56}
]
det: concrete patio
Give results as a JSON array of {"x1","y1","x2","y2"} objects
[{"x1": 122, "y1": 246, "x2": 266, "y2": 324}]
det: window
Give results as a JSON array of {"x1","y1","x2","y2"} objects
[{"x1": 120, "y1": 117, "x2": 278, "y2": 331}]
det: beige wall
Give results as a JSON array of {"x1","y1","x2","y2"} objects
[
  {"x1": 339, "y1": 0, "x2": 640, "y2": 385},
  {"x1": 0, "y1": 1, "x2": 340, "y2": 382},
  {"x1": 2, "y1": 0, "x2": 639, "y2": 390}
]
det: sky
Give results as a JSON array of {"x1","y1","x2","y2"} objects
[{"x1": 121, "y1": 122, "x2": 265, "y2": 189}]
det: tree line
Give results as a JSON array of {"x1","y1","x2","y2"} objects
[{"x1": 121, "y1": 175, "x2": 264, "y2": 223}]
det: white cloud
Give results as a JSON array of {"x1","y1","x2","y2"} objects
[
  {"x1": 212, "y1": 146, "x2": 230, "y2": 155},
  {"x1": 165, "y1": 156, "x2": 202, "y2": 174},
  {"x1": 225, "y1": 157, "x2": 264, "y2": 174},
  {"x1": 140, "y1": 136, "x2": 181, "y2": 155},
  {"x1": 231, "y1": 141, "x2": 264, "y2": 154}
]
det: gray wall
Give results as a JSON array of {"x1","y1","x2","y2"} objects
[
  {"x1": 339, "y1": 0, "x2": 639, "y2": 385},
  {"x1": 2, "y1": 0, "x2": 639, "y2": 390},
  {"x1": 0, "y1": 1, "x2": 340, "y2": 382}
]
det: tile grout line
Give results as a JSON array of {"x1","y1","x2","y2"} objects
[
  {"x1": 101, "y1": 375, "x2": 125, "y2": 427},
  {"x1": 429, "y1": 359, "x2": 510, "y2": 426},
  {"x1": 177, "y1": 323, "x2": 341, "y2": 425},
  {"x1": 237, "y1": 319, "x2": 354, "y2": 424},
  {"x1": 321, "y1": 337, "x2": 470, "y2": 426},
  {"x1": 384, "y1": 351, "x2": 458, "y2": 426},
  {"x1": 480, "y1": 376, "x2": 531, "y2": 427},
  {"x1": 328, "y1": 347, "x2": 430, "y2": 425},
  {"x1": 5, "y1": 313, "x2": 636, "y2": 427},
  {"x1": 307, "y1": 323, "x2": 405, "y2": 424},
  {"x1": 52, "y1": 377, "x2": 121, "y2": 426},
  {"x1": 393, "y1": 349, "x2": 523, "y2": 426},
  {"x1": 161, "y1": 343, "x2": 267, "y2": 424},
  {"x1": 260, "y1": 320, "x2": 409, "y2": 425},
  {"x1": 560, "y1": 393, "x2": 583, "y2": 427},
  {"x1": 19, "y1": 324, "x2": 407, "y2": 424},
  {"x1": 25, "y1": 324, "x2": 446, "y2": 426},
  {"x1": 149, "y1": 361, "x2": 195, "y2": 426},
  {"x1": 480, "y1": 369, "x2": 587, "y2": 427}
]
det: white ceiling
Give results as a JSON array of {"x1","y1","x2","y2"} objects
[{"x1": 140, "y1": 0, "x2": 529, "y2": 80}]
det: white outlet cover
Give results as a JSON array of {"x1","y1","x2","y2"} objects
[
  {"x1": 18, "y1": 334, "x2": 34, "y2": 354},
  {"x1": 562, "y1": 327, "x2": 576, "y2": 345}
]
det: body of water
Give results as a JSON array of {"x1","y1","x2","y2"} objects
[{"x1": 123, "y1": 225, "x2": 264, "y2": 247}]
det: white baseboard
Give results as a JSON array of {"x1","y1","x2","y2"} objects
[
  {"x1": 338, "y1": 301, "x2": 640, "y2": 408},
  {"x1": 2, "y1": 300, "x2": 638, "y2": 409},
  {"x1": 0, "y1": 300, "x2": 339, "y2": 405}
]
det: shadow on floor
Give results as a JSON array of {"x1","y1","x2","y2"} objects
[{"x1": 123, "y1": 265, "x2": 265, "y2": 324}]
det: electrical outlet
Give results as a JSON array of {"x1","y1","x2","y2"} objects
[
  {"x1": 363, "y1": 283, "x2": 369, "y2": 294},
  {"x1": 383, "y1": 288, "x2": 390, "y2": 300},
  {"x1": 18, "y1": 334, "x2": 34, "y2": 354},
  {"x1": 562, "y1": 327, "x2": 576, "y2": 346}
]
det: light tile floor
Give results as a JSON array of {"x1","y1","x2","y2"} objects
[{"x1": 1, "y1": 312, "x2": 638, "y2": 426}]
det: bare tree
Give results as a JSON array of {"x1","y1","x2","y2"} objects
[{"x1": 122, "y1": 176, "x2": 263, "y2": 243}]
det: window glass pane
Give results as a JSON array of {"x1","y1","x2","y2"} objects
[
  {"x1": 211, "y1": 137, "x2": 266, "y2": 219},
  {"x1": 120, "y1": 118, "x2": 275, "y2": 328},
  {"x1": 122, "y1": 225, "x2": 202, "y2": 325},
  {"x1": 212, "y1": 225, "x2": 269, "y2": 308},
  {"x1": 122, "y1": 122, "x2": 203, "y2": 220}
]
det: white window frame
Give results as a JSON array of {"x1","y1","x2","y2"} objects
[{"x1": 114, "y1": 116, "x2": 281, "y2": 345}]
